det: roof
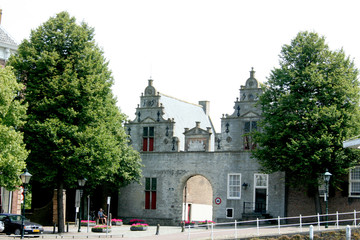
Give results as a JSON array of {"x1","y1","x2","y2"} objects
[
  {"x1": 159, "y1": 93, "x2": 214, "y2": 151},
  {"x1": 0, "y1": 25, "x2": 17, "y2": 47},
  {"x1": 343, "y1": 137, "x2": 360, "y2": 149}
]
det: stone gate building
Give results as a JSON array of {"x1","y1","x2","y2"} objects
[{"x1": 118, "y1": 69, "x2": 286, "y2": 225}]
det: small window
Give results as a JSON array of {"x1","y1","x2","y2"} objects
[
  {"x1": 349, "y1": 166, "x2": 360, "y2": 197},
  {"x1": 226, "y1": 208, "x2": 234, "y2": 218},
  {"x1": 143, "y1": 127, "x2": 154, "y2": 151},
  {"x1": 244, "y1": 121, "x2": 257, "y2": 150},
  {"x1": 255, "y1": 174, "x2": 268, "y2": 188},
  {"x1": 228, "y1": 174, "x2": 241, "y2": 199},
  {"x1": 145, "y1": 177, "x2": 157, "y2": 209}
]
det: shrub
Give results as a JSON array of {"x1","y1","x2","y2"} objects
[
  {"x1": 131, "y1": 223, "x2": 149, "y2": 228},
  {"x1": 92, "y1": 225, "x2": 111, "y2": 229},
  {"x1": 198, "y1": 220, "x2": 215, "y2": 224},
  {"x1": 111, "y1": 219, "x2": 123, "y2": 222}
]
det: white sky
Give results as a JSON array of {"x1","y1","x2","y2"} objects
[{"x1": 1, "y1": 0, "x2": 360, "y2": 131}]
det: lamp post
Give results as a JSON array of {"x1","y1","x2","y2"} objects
[
  {"x1": 20, "y1": 169, "x2": 32, "y2": 239},
  {"x1": 77, "y1": 178, "x2": 87, "y2": 232},
  {"x1": 324, "y1": 169, "x2": 332, "y2": 228}
]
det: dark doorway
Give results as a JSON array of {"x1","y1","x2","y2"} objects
[{"x1": 255, "y1": 188, "x2": 266, "y2": 213}]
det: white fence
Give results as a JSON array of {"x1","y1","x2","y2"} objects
[{"x1": 185, "y1": 210, "x2": 360, "y2": 239}]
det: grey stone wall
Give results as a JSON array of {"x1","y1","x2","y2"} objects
[{"x1": 117, "y1": 151, "x2": 285, "y2": 225}]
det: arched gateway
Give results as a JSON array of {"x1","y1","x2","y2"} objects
[
  {"x1": 118, "y1": 69, "x2": 285, "y2": 225},
  {"x1": 183, "y1": 175, "x2": 213, "y2": 222}
]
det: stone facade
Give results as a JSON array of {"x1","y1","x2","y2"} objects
[{"x1": 119, "y1": 69, "x2": 286, "y2": 225}]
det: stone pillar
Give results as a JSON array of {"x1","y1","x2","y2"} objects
[
  {"x1": 10, "y1": 189, "x2": 22, "y2": 214},
  {"x1": 52, "y1": 189, "x2": 66, "y2": 225}
]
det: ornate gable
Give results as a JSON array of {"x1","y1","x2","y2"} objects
[{"x1": 184, "y1": 122, "x2": 212, "y2": 152}]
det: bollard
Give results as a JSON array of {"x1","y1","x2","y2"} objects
[
  {"x1": 309, "y1": 225, "x2": 313, "y2": 240},
  {"x1": 346, "y1": 225, "x2": 351, "y2": 240},
  {"x1": 205, "y1": 220, "x2": 208, "y2": 230},
  {"x1": 67, "y1": 222, "x2": 69, "y2": 232},
  {"x1": 53, "y1": 223, "x2": 56, "y2": 234},
  {"x1": 156, "y1": 224, "x2": 160, "y2": 235},
  {"x1": 181, "y1": 221, "x2": 185, "y2": 232}
]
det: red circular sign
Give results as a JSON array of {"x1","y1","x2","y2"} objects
[{"x1": 215, "y1": 197, "x2": 221, "y2": 205}]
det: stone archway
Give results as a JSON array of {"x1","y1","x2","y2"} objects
[{"x1": 182, "y1": 175, "x2": 213, "y2": 222}]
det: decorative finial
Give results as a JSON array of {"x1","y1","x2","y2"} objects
[
  {"x1": 148, "y1": 78, "x2": 154, "y2": 86},
  {"x1": 250, "y1": 67, "x2": 255, "y2": 78}
]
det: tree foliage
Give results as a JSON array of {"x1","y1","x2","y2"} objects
[
  {"x1": 8, "y1": 12, "x2": 142, "y2": 230},
  {"x1": 0, "y1": 66, "x2": 28, "y2": 190},
  {"x1": 253, "y1": 31, "x2": 360, "y2": 190}
]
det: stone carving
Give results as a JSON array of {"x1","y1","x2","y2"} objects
[{"x1": 188, "y1": 140, "x2": 205, "y2": 151}]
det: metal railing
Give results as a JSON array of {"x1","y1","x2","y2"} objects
[
  {"x1": 185, "y1": 210, "x2": 360, "y2": 239},
  {"x1": 243, "y1": 201, "x2": 267, "y2": 214}
]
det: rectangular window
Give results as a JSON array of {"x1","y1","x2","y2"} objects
[
  {"x1": 349, "y1": 166, "x2": 360, "y2": 197},
  {"x1": 244, "y1": 121, "x2": 257, "y2": 150},
  {"x1": 143, "y1": 127, "x2": 154, "y2": 151},
  {"x1": 226, "y1": 208, "x2": 234, "y2": 218},
  {"x1": 145, "y1": 177, "x2": 157, "y2": 209},
  {"x1": 227, "y1": 174, "x2": 241, "y2": 199},
  {"x1": 255, "y1": 174, "x2": 268, "y2": 188}
]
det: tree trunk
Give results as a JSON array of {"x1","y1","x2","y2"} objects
[{"x1": 57, "y1": 182, "x2": 65, "y2": 233}]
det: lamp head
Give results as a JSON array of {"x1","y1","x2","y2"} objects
[
  {"x1": 20, "y1": 169, "x2": 32, "y2": 184},
  {"x1": 78, "y1": 178, "x2": 87, "y2": 187},
  {"x1": 324, "y1": 169, "x2": 332, "y2": 183}
]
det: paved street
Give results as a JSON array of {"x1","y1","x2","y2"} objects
[{"x1": 0, "y1": 223, "x2": 350, "y2": 240}]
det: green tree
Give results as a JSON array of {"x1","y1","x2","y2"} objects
[
  {"x1": 252, "y1": 31, "x2": 360, "y2": 213},
  {"x1": 0, "y1": 66, "x2": 28, "y2": 190},
  {"x1": 8, "y1": 12, "x2": 141, "y2": 232}
]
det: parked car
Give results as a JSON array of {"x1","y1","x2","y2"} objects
[
  {"x1": 0, "y1": 213, "x2": 44, "y2": 235},
  {"x1": 0, "y1": 219, "x2": 4, "y2": 232}
]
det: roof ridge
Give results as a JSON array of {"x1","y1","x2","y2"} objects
[
  {"x1": 0, "y1": 25, "x2": 18, "y2": 46},
  {"x1": 159, "y1": 92, "x2": 202, "y2": 108}
]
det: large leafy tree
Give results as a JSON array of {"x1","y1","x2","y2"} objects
[
  {"x1": 8, "y1": 12, "x2": 141, "y2": 232},
  {"x1": 252, "y1": 31, "x2": 360, "y2": 213},
  {"x1": 0, "y1": 66, "x2": 28, "y2": 190}
]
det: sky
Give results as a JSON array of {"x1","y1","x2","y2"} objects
[{"x1": 1, "y1": 0, "x2": 360, "y2": 131}]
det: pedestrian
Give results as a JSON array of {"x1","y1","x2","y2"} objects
[{"x1": 98, "y1": 208, "x2": 107, "y2": 224}]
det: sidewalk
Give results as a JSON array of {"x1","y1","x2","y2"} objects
[{"x1": 0, "y1": 223, "x2": 348, "y2": 239}]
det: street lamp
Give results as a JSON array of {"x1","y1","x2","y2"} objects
[
  {"x1": 77, "y1": 178, "x2": 87, "y2": 232},
  {"x1": 20, "y1": 169, "x2": 32, "y2": 239},
  {"x1": 324, "y1": 169, "x2": 332, "y2": 228}
]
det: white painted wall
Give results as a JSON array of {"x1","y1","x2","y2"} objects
[{"x1": 182, "y1": 203, "x2": 212, "y2": 222}]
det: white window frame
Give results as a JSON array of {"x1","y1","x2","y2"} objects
[
  {"x1": 349, "y1": 166, "x2": 360, "y2": 198},
  {"x1": 253, "y1": 174, "x2": 269, "y2": 211},
  {"x1": 226, "y1": 208, "x2": 234, "y2": 218},
  {"x1": 254, "y1": 174, "x2": 268, "y2": 188},
  {"x1": 227, "y1": 173, "x2": 241, "y2": 199}
]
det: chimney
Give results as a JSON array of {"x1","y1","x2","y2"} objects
[
  {"x1": 199, "y1": 101, "x2": 210, "y2": 116},
  {"x1": 0, "y1": 9, "x2": 2, "y2": 25}
]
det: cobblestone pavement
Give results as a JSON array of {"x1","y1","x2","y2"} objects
[{"x1": 0, "y1": 224, "x2": 349, "y2": 240}]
